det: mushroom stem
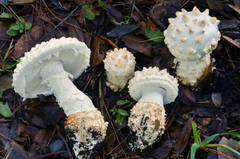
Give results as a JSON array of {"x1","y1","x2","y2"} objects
[
  {"x1": 40, "y1": 60, "x2": 95, "y2": 116},
  {"x1": 39, "y1": 60, "x2": 108, "y2": 159},
  {"x1": 138, "y1": 87, "x2": 165, "y2": 106}
]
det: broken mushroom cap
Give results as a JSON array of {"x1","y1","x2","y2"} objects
[
  {"x1": 12, "y1": 37, "x2": 108, "y2": 159},
  {"x1": 128, "y1": 67, "x2": 178, "y2": 150},
  {"x1": 13, "y1": 37, "x2": 90, "y2": 100},
  {"x1": 103, "y1": 48, "x2": 136, "y2": 92},
  {"x1": 163, "y1": 6, "x2": 221, "y2": 61}
]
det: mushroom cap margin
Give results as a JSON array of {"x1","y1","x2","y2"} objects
[{"x1": 128, "y1": 67, "x2": 178, "y2": 104}]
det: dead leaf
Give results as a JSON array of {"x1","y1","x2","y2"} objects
[
  {"x1": 178, "y1": 84, "x2": 196, "y2": 106},
  {"x1": 228, "y1": 4, "x2": 240, "y2": 14},
  {"x1": 217, "y1": 137, "x2": 240, "y2": 159},
  {"x1": 33, "y1": 129, "x2": 52, "y2": 149},
  {"x1": 0, "y1": 73, "x2": 13, "y2": 92},
  {"x1": 121, "y1": 35, "x2": 152, "y2": 57},
  {"x1": 66, "y1": 17, "x2": 85, "y2": 42},
  {"x1": 106, "y1": 6, "x2": 123, "y2": 24},
  {"x1": 0, "y1": 125, "x2": 12, "y2": 146},
  {"x1": 91, "y1": 36, "x2": 105, "y2": 66},
  {"x1": 211, "y1": 92, "x2": 222, "y2": 106},
  {"x1": 222, "y1": 35, "x2": 240, "y2": 49},
  {"x1": 173, "y1": 118, "x2": 193, "y2": 155},
  {"x1": 104, "y1": 126, "x2": 116, "y2": 152},
  {"x1": 147, "y1": 17, "x2": 156, "y2": 32},
  {"x1": 22, "y1": 110, "x2": 46, "y2": 128},
  {"x1": 159, "y1": 48, "x2": 174, "y2": 69},
  {"x1": 5, "y1": 141, "x2": 29, "y2": 159},
  {"x1": 205, "y1": 0, "x2": 224, "y2": 11},
  {"x1": 149, "y1": 140, "x2": 174, "y2": 158},
  {"x1": 22, "y1": 126, "x2": 39, "y2": 140},
  {"x1": 107, "y1": 24, "x2": 141, "y2": 38}
]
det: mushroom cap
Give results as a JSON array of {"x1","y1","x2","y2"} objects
[
  {"x1": 163, "y1": 6, "x2": 221, "y2": 61},
  {"x1": 103, "y1": 48, "x2": 136, "y2": 91},
  {"x1": 128, "y1": 67, "x2": 178, "y2": 105},
  {"x1": 128, "y1": 101, "x2": 165, "y2": 150},
  {"x1": 12, "y1": 37, "x2": 91, "y2": 100}
]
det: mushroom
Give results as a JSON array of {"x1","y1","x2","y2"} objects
[
  {"x1": 12, "y1": 37, "x2": 108, "y2": 159},
  {"x1": 128, "y1": 67, "x2": 178, "y2": 150},
  {"x1": 103, "y1": 48, "x2": 136, "y2": 92},
  {"x1": 163, "y1": 6, "x2": 221, "y2": 86}
]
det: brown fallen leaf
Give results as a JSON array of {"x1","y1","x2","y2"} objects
[
  {"x1": 90, "y1": 36, "x2": 106, "y2": 66},
  {"x1": 217, "y1": 137, "x2": 240, "y2": 159},
  {"x1": 222, "y1": 35, "x2": 240, "y2": 49},
  {"x1": 173, "y1": 118, "x2": 193, "y2": 155},
  {"x1": 33, "y1": 129, "x2": 52, "y2": 149},
  {"x1": 205, "y1": 0, "x2": 224, "y2": 11},
  {"x1": 148, "y1": 140, "x2": 174, "y2": 158},
  {"x1": 66, "y1": 17, "x2": 85, "y2": 42},
  {"x1": 106, "y1": 6, "x2": 124, "y2": 24},
  {"x1": 228, "y1": 4, "x2": 240, "y2": 15},
  {"x1": 178, "y1": 84, "x2": 196, "y2": 106},
  {"x1": 22, "y1": 110, "x2": 46, "y2": 129},
  {"x1": 5, "y1": 141, "x2": 29, "y2": 159},
  {"x1": 0, "y1": 73, "x2": 13, "y2": 92},
  {"x1": 121, "y1": 35, "x2": 152, "y2": 57},
  {"x1": 211, "y1": 92, "x2": 222, "y2": 106}
]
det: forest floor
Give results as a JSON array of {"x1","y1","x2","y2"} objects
[{"x1": 0, "y1": 0, "x2": 240, "y2": 159}]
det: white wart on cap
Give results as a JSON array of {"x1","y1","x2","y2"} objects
[{"x1": 128, "y1": 67, "x2": 178, "y2": 150}]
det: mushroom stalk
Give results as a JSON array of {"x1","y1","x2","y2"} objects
[
  {"x1": 40, "y1": 61, "x2": 95, "y2": 115},
  {"x1": 138, "y1": 87, "x2": 164, "y2": 106}
]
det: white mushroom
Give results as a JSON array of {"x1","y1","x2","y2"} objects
[
  {"x1": 163, "y1": 6, "x2": 221, "y2": 86},
  {"x1": 103, "y1": 48, "x2": 136, "y2": 92},
  {"x1": 128, "y1": 67, "x2": 178, "y2": 150},
  {"x1": 12, "y1": 37, "x2": 108, "y2": 159}
]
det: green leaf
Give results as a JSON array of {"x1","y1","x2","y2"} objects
[
  {"x1": 117, "y1": 100, "x2": 131, "y2": 106},
  {"x1": 117, "y1": 109, "x2": 129, "y2": 116},
  {"x1": 0, "y1": 91, "x2": 3, "y2": 98},
  {"x1": 0, "y1": 12, "x2": 12, "y2": 18},
  {"x1": 192, "y1": 121, "x2": 200, "y2": 146},
  {"x1": 0, "y1": 101, "x2": 12, "y2": 117},
  {"x1": 201, "y1": 132, "x2": 240, "y2": 147},
  {"x1": 16, "y1": 17, "x2": 24, "y2": 26},
  {"x1": 9, "y1": 23, "x2": 20, "y2": 30},
  {"x1": 6, "y1": 29, "x2": 18, "y2": 36},
  {"x1": 81, "y1": 4, "x2": 95, "y2": 20},
  {"x1": 144, "y1": 27, "x2": 164, "y2": 43},
  {"x1": 115, "y1": 114, "x2": 124, "y2": 125},
  {"x1": 190, "y1": 143, "x2": 199, "y2": 159},
  {"x1": 25, "y1": 22, "x2": 32, "y2": 30},
  {"x1": 98, "y1": 0, "x2": 107, "y2": 9}
]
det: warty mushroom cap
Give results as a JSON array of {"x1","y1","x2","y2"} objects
[
  {"x1": 12, "y1": 37, "x2": 90, "y2": 100},
  {"x1": 103, "y1": 48, "x2": 136, "y2": 92},
  {"x1": 163, "y1": 6, "x2": 221, "y2": 61},
  {"x1": 128, "y1": 67, "x2": 178, "y2": 105}
]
